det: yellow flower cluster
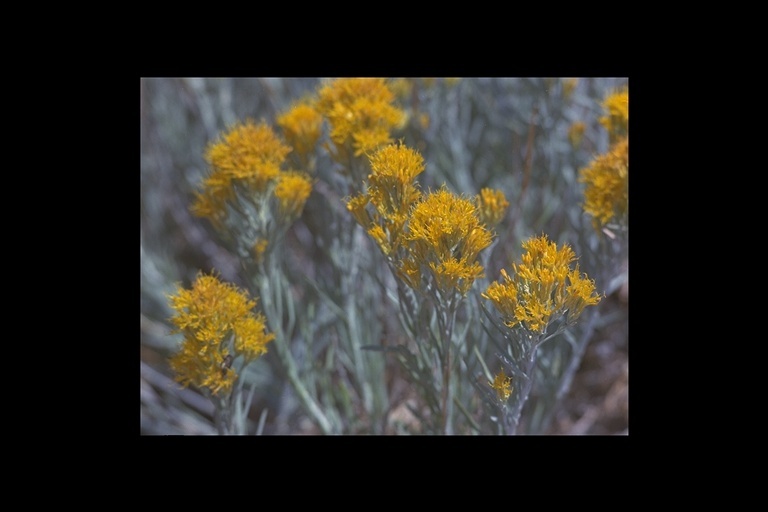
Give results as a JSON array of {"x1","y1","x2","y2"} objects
[
  {"x1": 317, "y1": 78, "x2": 405, "y2": 158},
  {"x1": 599, "y1": 89, "x2": 628, "y2": 139},
  {"x1": 490, "y1": 369, "x2": 512, "y2": 401},
  {"x1": 476, "y1": 187, "x2": 510, "y2": 228},
  {"x1": 579, "y1": 136, "x2": 628, "y2": 229},
  {"x1": 347, "y1": 142, "x2": 425, "y2": 256},
  {"x1": 276, "y1": 99, "x2": 323, "y2": 161},
  {"x1": 347, "y1": 143, "x2": 495, "y2": 297},
  {"x1": 483, "y1": 235, "x2": 601, "y2": 334},
  {"x1": 274, "y1": 171, "x2": 314, "y2": 223},
  {"x1": 191, "y1": 119, "x2": 313, "y2": 226},
  {"x1": 402, "y1": 186, "x2": 493, "y2": 296},
  {"x1": 168, "y1": 272, "x2": 274, "y2": 396}
]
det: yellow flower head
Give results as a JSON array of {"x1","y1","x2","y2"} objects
[
  {"x1": 205, "y1": 119, "x2": 289, "y2": 189},
  {"x1": 276, "y1": 99, "x2": 323, "y2": 161},
  {"x1": 317, "y1": 78, "x2": 405, "y2": 157},
  {"x1": 367, "y1": 142, "x2": 424, "y2": 219},
  {"x1": 404, "y1": 186, "x2": 492, "y2": 296},
  {"x1": 168, "y1": 272, "x2": 274, "y2": 396},
  {"x1": 482, "y1": 234, "x2": 600, "y2": 334},
  {"x1": 476, "y1": 188, "x2": 509, "y2": 228},
  {"x1": 490, "y1": 369, "x2": 513, "y2": 401},
  {"x1": 579, "y1": 136, "x2": 628, "y2": 229},
  {"x1": 192, "y1": 120, "x2": 291, "y2": 219},
  {"x1": 273, "y1": 171, "x2": 313, "y2": 223},
  {"x1": 599, "y1": 89, "x2": 629, "y2": 139},
  {"x1": 346, "y1": 142, "x2": 425, "y2": 255}
]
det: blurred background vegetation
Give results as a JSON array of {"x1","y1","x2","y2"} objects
[{"x1": 140, "y1": 77, "x2": 628, "y2": 435}]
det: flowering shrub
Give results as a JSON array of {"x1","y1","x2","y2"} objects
[
  {"x1": 580, "y1": 136, "x2": 628, "y2": 231},
  {"x1": 276, "y1": 99, "x2": 323, "y2": 165},
  {"x1": 484, "y1": 234, "x2": 600, "y2": 334},
  {"x1": 141, "y1": 77, "x2": 628, "y2": 435},
  {"x1": 317, "y1": 77, "x2": 405, "y2": 159},
  {"x1": 599, "y1": 89, "x2": 629, "y2": 141},
  {"x1": 167, "y1": 272, "x2": 274, "y2": 433}
]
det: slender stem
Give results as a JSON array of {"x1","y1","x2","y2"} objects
[
  {"x1": 232, "y1": 379, "x2": 243, "y2": 435},
  {"x1": 441, "y1": 350, "x2": 450, "y2": 434},
  {"x1": 214, "y1": 394, "x2": 230, "y2": 435},
  {"x1": 440, "y1": 295, "x2": 458, "y2": 435},
  {"x1": 256, "y1": 408, "x2": 269, "y2": 436},
  {"x1": 507, "y1": 335, "x2": 540, "y2": 435},
  {"x1": 344, "y1": 225, "x2": 372, "y2": 414}
]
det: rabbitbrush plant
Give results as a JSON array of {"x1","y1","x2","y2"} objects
[{"x1": 140, "y1": 77, "x2": 628, "y2": 435}]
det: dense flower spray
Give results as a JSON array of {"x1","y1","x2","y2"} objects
[
  {"x1": 476, "y1": 187, "x2": 510, "y2": 229},
  {"x1": 483, "y1": 234, "x2": 601, "y2": 334},
  {"x1": 346, "y1": 142, "x2": 425, "y2": 256},
  {"x1": 579, "y1": 137, "x2": 628, "y2": 230},
  {"x1": 190, "y1": 119, "x2": 313, "y2": 260},
  {"x1": 346, "y1": 142, "x2": 504, "y2": 298},
  {"x1": 167, "y1": 272, "x2": 274, "y2": 396},
  {"x1": 401, "y1": 186, "x2": 493, "y2": 297},
  {"x1": 276, "y1": 99, "x2": 323, "y2": 163},
  {"x1": 599, "y1": 89, "x2": 629, "y2": 140},
  {"x1": 317, "y1": 78, "x2": 405, "y2": 161},
  {"x1": 192, "y1": 120, "x2": 290, "y2": 220}
]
